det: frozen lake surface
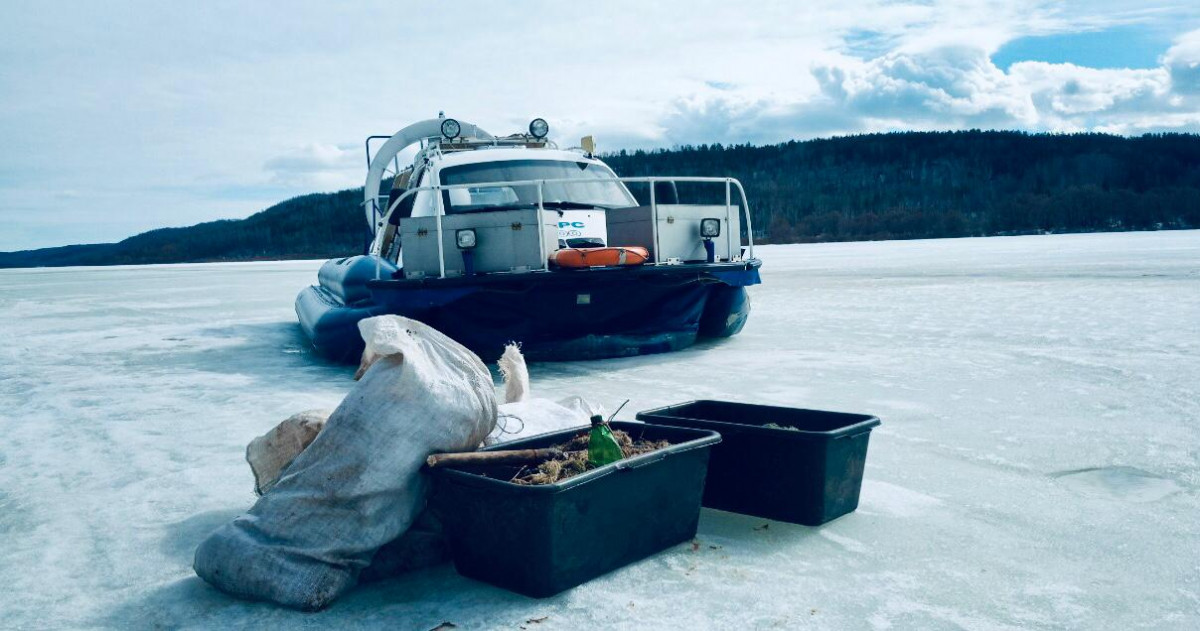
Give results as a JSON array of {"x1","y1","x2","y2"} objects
[{"x1": 1, "y1": 231, "x2": 1198, "y2": 630}]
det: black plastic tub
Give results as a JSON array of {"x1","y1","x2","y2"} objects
[
  {"x1": 430, "y1": 421, "x2": 721, "y2": 598},
  {"x1": 636, "y1": 401, "x2": 880, "y2": 526}
]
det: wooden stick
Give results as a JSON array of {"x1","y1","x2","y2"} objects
[{"x1": 426, "y1": 447, "x2": 565, "y2": 469}]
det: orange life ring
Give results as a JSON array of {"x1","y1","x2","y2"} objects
[{"x1": 551, "y1": 246, "x2": 649, "y2": 268}]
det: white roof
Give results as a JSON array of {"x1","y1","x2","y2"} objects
[{"x1": 425, "y1": 146, "x2": 611, "y2": 170}]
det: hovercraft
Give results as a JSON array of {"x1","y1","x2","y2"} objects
[{"x1": 296, "y1": 115, "x2": 762, "y2": 362}]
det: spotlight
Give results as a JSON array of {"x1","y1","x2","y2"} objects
[
  {"x1": 528, "y1": 118, "x2": 549, "y2": 139},
  {"x1": 456, "y1": 228, "x2": 477, "y2": 249}
]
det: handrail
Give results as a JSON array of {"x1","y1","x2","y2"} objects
[
  {"x1": 536, "y1": 181, "x2": 547, "y2": 272},
  {"x1": 369, "y1": 176, "x2": 757, "y2": 276},
  {"x1": 649, "y1": 178, "x2": 659, "y2": 264}
]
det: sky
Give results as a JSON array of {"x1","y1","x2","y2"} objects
[{"x1": 1, "y1": 1, "x2": 1199, "y2": 251}]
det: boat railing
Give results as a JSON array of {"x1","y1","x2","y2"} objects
[{"x1": 365, "y1": 176, "x2": 756, "y2": 279}]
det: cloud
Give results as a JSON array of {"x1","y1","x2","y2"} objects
[
  {"x1": 1007, "y1": 62, "x2": 1174, "y2": 133},
  {"x1": 819, "y1": 47, "x2": 1040, "y2": 126},
  {"x1": 263, "y1": 143, "x2": 362, "y2": 189},
  {"x1": 660, "y1": 28, "x2": 1200, "y2": 144},
  {"x1": 1163, "y1": 28, "x2": 1200, "y2": 94}
]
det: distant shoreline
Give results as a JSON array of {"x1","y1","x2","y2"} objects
[{"x1": 4, "y1": 227, "x2": 1195, "y2": 271}]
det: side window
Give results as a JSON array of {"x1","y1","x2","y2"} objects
[{"x1": 411, "y1": 172, "x2": 435, "y2": 217}]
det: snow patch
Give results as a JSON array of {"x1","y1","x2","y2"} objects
[{"x1": 1050, "y1": 466, "x2": 1184, "y2": 503}]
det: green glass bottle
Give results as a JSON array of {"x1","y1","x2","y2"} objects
[{"x1": 587, "y1": 414, "x2": 624, "y2": 467}]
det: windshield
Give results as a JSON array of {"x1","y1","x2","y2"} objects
[{"x1": 438, "y1": 159, "x2": 636, "y2": 214}]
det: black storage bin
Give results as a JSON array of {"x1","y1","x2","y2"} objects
[
  {"x1": 636, "y1": 400, "x2": 880, "y2": 526},
  {"x1": 430, "y1": 421, "x2": 720, "y2": 598}
]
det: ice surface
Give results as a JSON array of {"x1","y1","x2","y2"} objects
[{"x1": 1, "y1": 231, "x2": 1198, "y2": 629}]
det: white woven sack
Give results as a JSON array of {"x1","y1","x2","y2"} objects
[
  {"x1": 193, "y1": 316, "x2": 497, "y2": 610},
  {"x1": 488, "y1": 396, "x2": 603, "y2": 445}
]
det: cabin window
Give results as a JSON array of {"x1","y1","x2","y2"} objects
[{"x1": 438, "y1": 160, "x2": 636, "y2": 214}]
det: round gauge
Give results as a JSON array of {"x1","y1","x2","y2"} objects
[{"x1": 441, "y1": 118, "x2": 461, "y2": 139}]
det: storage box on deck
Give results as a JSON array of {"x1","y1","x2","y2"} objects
[
  {"x1": 637, "y1": 400, "x2": 880, "y2": 526},
  {"x1": 606, "y1": 204, "x2": 741, "y2": 262},
  {"x1": 400, "y1": 208, "x2": 559, "y2": 278},
  {"x1": 430, "y1": 421, "x2": 720, "y2": 598}
]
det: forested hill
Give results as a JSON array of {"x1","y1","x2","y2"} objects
[
  {"x1": 3, "y1": 131, "x2": 1198, "y2": 268},
  {"x1": 605, "y1": 131, "x2": 1200, "y2": 242},
  {"x1": 0, "y1": 189, "x2": 366, "y2": 268}
]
